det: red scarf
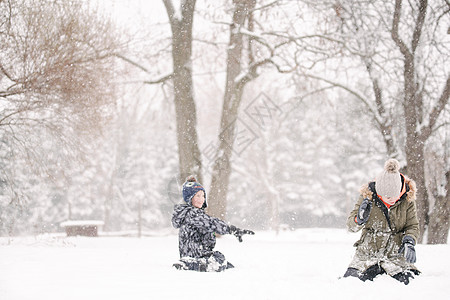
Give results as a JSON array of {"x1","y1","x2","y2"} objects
[{"x1": 381, "y1": 198, "x2": 396, "y2": 209}]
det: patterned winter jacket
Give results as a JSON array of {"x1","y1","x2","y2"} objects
[
  {"x1": 172, "y1": 204, "x2": 231, "y2": 258},
  {"x1": 346, "y1": 174, "x2": 419, "y2": 275}
]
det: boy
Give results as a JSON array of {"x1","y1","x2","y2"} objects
[{"x1": 172, "y1": 176, "x2": 254, "y2": 272}]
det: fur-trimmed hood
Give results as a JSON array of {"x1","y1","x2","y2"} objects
[{"x1": 359, "y1": 174, "x2": 416, "y2": 202}]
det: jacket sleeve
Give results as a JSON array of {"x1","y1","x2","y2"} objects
[
  {"x1": 171, "y1": 205, "x2": 187, "y2": 229},
  {"x1": 185, "y1": 210, "x2": 230, "y2": 235},
  {"x1": 347, "y1": 195, "x2": 365, "y2": 233},
  {"x1": 403, "y1": 200, "x2": 420, "y2": 243}
]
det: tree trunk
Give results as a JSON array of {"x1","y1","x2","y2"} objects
[
  {"x1": 404, "y1": 138, "x2": 429, "y2": 242},
  {"x1": 392, "y1": 0, "x2": 430, "y2": 242},
  {"x1": 163, "y1": 0, "x2": 202, "y2": 184},
  {"x1": 207, "y1": 0, "x2": 255, "y2": 219},
  {"x1": 402, "y1": 57, "x2": 430, "y2": 243},
  {"x1": 103, "y1": 172, "x2": 115, "y2": 232},
  {"x1": 207, "y1": 84, "x2": 246, "y2": 219},
  {"x1": 427, "y1": 170, "x2": 450, "y2": 244},
  {"x1": 137, "y1": 196, "x2": 142, "y2": 238}
]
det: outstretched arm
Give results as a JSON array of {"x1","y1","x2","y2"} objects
[{"x1": 185, "y1": 210, "x2": 231, "y2": 235}]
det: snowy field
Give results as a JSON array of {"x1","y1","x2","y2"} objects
[{"x1": 1, "y1": 228, "x2": 449, "y2": 300}]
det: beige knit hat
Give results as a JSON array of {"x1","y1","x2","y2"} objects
[{"x1": 376, "y1": 159, "x2": 402, "y2": 198}]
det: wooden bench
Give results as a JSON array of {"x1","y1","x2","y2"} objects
[{"x1": 60, "y1": 220, "x2": 104, "y2": 237}]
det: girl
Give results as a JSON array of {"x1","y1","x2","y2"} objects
[
  {"x1": 343, "y1": 159, "x2": 420, "y2": 284},
  {"x1": 172, "y1": 176, "x2": 254, "y2": 272}
]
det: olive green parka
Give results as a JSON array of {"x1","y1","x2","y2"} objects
[{"x1": 346, "y1": 174, "x2": 420, "y2": 276}]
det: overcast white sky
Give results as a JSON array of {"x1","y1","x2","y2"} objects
[{"x1": 96, "y1": 0, "x2": 168, "y2": 28}]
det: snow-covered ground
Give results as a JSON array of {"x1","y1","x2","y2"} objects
[{"x1": 1, "y1": 228, "x2": 449, "y2": 300}]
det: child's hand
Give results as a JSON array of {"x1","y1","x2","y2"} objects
[
  {"x1": 356, "y1": 198, "x2": 372, "y2": 225},
  {"x1": 230, "y1": 225, "x2": 255, "y2": 242}
]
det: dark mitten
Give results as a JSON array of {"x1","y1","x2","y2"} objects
[
  {"x1": 392, "y1": 271, "x2": 415, "y2": 285},
  {"x1": 398, "y1": 235, "x2": 416, "y2": 263},
  {"x1": 356, "y1": 198, "x2": 372, "y2": 225},
  {"x1": 229, "y1": 225, "x2": 255, "y2": 242}
]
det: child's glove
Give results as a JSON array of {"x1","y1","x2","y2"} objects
[
  {"x1": 398, "y1": 235, "x2": 416, "y2": 263},
  {"x1": 229, "y1": 225, "x2": 255, "y2": 242},
  {"x1": 356, "y1": 198, "x2": 372, "y2": 225}
]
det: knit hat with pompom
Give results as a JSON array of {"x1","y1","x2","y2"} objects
[
  {"x1": 376, "y1": 159, "x2": 402, "y2": 199},
  {"x1": 182, "y1": 175, "x2": 207, "y2": 208}
]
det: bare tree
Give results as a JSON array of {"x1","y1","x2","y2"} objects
[
  {"x1": 391, "y1": 0, "x2": 449, "y2": 242},
  {"x1": 302, "y1": 0, "x2": 449, "y2": 242},
  {"x1": 0, "y1": 0, "x2": 118, "y2": 152},
  {"x1": 0, "y1": 0, "x2": 119, "y2": 233},
  {"x1": 207, "y1": 0, "x2": 257, "y2": 219},
  {"x1": 207, "y1": 0, "x2": 342, "y2": 219},
  {"x1": 162, "y1": 0, "x2": 203, "y2": 184}
]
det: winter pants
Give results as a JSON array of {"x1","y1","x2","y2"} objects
[
  {"x1": 344, "y1": 265, "x2": 420, "y2": 284},
  {"x1": 175, "y1": 251, "x2": 233, "y2": 272}
]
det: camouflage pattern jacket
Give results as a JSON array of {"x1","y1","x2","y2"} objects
[
  {"x1": 346, "y1": 174, "x2": 420, "y2": 276},
  {"x1": 172, "y1": 204, "x2": 231, "y2": 259}
]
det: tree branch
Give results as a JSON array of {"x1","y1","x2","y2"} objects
[
  {"x1": 0, "y1": 89, "x2": 25, "y2": 98},
  {"x1": 0, "y1": 62, "x2": 17, "y2": 82},
  {"x1": 0, "y1": 106, "x2": 31, "y2": 125},
  {"x1": 113, "y1": 53, "x2": 173, "y2": 85},
  {"x1": 411, "y1": 0, "x2": 428, "y2": 53},
  {"x1": 421, "y1": 75, "x2": 450, "y2": 139},
  {"x1": 113, "y1": 53, "x2": 150, "y2": 73},
  {"x1": 301, "y1": 72, "x2": 383, "y2": 128},
  {"x1": 391, "y1": 0, "x2": 412, "y2": 60},
  {"x1": 143, "y1": 73, "x2": 173, "y2": 85},
  {"x1": 162, "y1": 0, "x2": 176, "y2": 24}
]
